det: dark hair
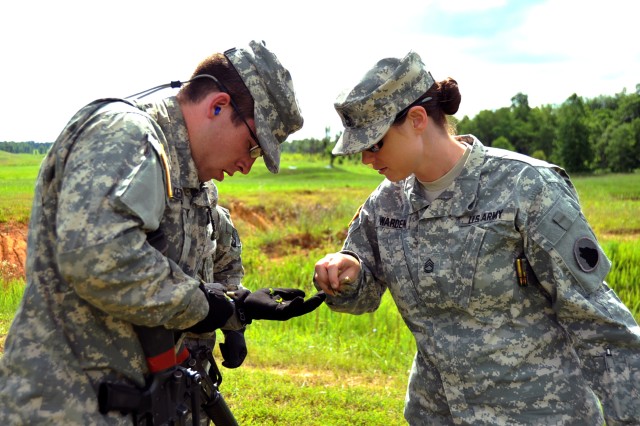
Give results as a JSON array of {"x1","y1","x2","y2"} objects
[
  {"x1": 393, "y1": 77, "x2": 461, "y2": 132},
  {"x1": 177, "y1": 53, "x2": 254, "y2": 125}
]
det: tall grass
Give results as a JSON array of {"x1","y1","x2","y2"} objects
[
  {"x1": 0, "y1": 151, "x2": 42, "y2": 223},
  {"x1": 602, "y1": 240, "x2": 640, "y2": 316}
]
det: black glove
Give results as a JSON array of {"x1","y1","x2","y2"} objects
[
  {"x1": 185, "y1": 284, "x2": 234, "y2": 334},
  {"x1": 231, "y1": 288, "x2": 326, "y2": 323},
  {"x1": 219, "y1": 329, "x2": 247, "y2": 369}
]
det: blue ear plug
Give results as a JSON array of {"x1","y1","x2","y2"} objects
[{"x1": 214, "y1": 106, "x2": 221, "y2": 116}]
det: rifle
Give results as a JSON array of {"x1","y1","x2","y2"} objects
[
  {"x1": 184, "y1": 338, "x2": 238, "y2": 425},
  {"x1": 98, "y1": 326, "x2": 238, "y2": 426}
]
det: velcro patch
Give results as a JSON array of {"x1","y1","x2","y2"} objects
[{"x1": 573, "y1": 237, "x2": 599, "y2": 273}]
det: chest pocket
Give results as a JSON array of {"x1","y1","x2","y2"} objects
[
  {"x1": 177, "y1": 189, "x2": 215, "y2": 277},
  {"x1": 376, "y1": 225, "x2": 423, "y2": 315},
  {"x1": 414, "y1": 225, "x2": 486, "y2": 311}
]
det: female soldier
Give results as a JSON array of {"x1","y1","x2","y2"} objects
[{"x1": 314, "y1": 51, "x2": 640, "y2": 425}]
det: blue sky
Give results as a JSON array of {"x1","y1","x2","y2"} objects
[{"x1": 1, "y1": 0, "x2": 638, "y2": 143}]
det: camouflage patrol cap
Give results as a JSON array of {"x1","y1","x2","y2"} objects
[
  {"x1": 333, "y1": 51, "x2": 435, "y2": 155},
  {"x1": 225, "y1": 40, "x2": 303, "y2": 173}
]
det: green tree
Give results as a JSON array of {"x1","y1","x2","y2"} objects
[
  {"x1": 491, "y1": 136, "x2": 515, "y2": 151},
  {"x1": 507, "y1": 93, "x2": 534, "y2": 155},
  {"x1": 528, "y1": 105, "x2": 556, "y2": 159},
  {"x1": 602, "y1": 122, "x2": 638, "y2": 172},
  {"x1": 457, "y1": 108, "x2": 513, "y2": 147},
  {"x1": 555, "y1": 94, "x2": 593, "y2": 172}
]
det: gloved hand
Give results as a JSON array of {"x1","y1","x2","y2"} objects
[
  {"x1": 185, "y1": 284, "x2": 234, "y2": 334},
  {"x1": 219, "y1": 329, "x2": 247, "y2": 369},
  {"x1": 230, "y1": 288, "x2": 326, "y2": 324}
]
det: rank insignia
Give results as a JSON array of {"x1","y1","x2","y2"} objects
[{"x1": 423, "y1": 258, "x2": 435, "y2": 274}]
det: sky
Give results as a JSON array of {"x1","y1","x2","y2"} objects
[{"x1": 1, "y1": 0, "x2": 639, "y2": 143}]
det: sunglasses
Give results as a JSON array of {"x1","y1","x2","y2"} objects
[{"x1": 366, "y1": 140, "x2": 384, "y2": 153}]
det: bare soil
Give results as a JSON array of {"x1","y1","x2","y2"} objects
[
  {"x1": 0, "y1": 222, "x2": 27, "y2": 281},
  {"x1": 0, "y1": 202, "x2": 346, "y2": 281}
]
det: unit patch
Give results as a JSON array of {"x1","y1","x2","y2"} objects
[{"x1": 573, "y1": 237, "x2": 599, "y2": 272}]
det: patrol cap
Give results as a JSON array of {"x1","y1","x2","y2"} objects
[
  {"x1": 225, "y1": 40, "x2": 303, "y2": 173},
  {"x1": 333, "y1": 51, "x2": 435, "y2": 155}
]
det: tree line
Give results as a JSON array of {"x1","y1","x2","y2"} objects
[
  {"x1": 286, "y1": 85, "x2": 640, "y2": 174},
  {"x1": 2, "y1": 86, "x2": 639, "y2": 173},
  {"x1": 0, "y1": 141, "x2": 52, "y2": 155}
]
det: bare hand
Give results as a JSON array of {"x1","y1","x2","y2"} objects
[{"x1": 314, "y1": 252, "x2": 361, "y2": 296}]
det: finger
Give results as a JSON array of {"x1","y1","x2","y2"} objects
[
  {"x1": 338, "y1": 264, "x2": 360, "y2": 286},
  {"x1": 315, "y1": 253, "x2": 347, "y2": 295},
  {"x1": 289, "y1": 292, "x2": 326, "y2": 318},
  {"x1": 313, "y1": 271, "x2": 335, "y2": 295},
  {"x1": 272, "y1": 288, "x2": 306, "y2": 300},
  {"x1": 306, "y1": 291, "x2": 326, "y2": 307},
  {"x1": 326, "y1": 261, "x2": 342, "y2": 292},
  {"x1": 313, "y1": 261, "x2": 331, "y2": 287},
  {"x1": 277, "y1": 297, "x2": 305, "y2": 319}
]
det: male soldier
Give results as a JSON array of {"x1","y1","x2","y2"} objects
[{"x1": 0, "y1": 40, "x2": 324, "y2": 425}]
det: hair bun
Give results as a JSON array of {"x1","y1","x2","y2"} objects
[{"x1": 439, "y1": 78, "x2": 461, "y2": 115}]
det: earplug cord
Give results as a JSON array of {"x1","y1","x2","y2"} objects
[{"x1": 125, "y1": 75, "x2": 225, "y2": 100}]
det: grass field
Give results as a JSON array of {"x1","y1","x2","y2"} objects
[
  {"x1": 0, "y1": 151, "x2": 42, "y2": 223},
  {"x1": 1, "y1": 151, "x2": 639, "y2": 424}
]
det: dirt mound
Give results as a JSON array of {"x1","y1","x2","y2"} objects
[
  {"x1": 226, "y1": 201, "x2": 273, "y2": 230},
  {"x1": 0, "y1": 202, "x2": 345, "y2": 280},
  {"x1": 0, "y1": 222, "x2": 28, "y2": 280}
]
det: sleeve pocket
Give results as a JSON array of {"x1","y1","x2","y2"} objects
[
  {"x1": 531, "y1": 198, "x2": 610, "y2": 295},
  {"x1": 585, "y1": 353, "x2": 640, "y2": 423}
]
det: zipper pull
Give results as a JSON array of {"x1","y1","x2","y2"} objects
[{"x1": 604, "y1": 347, "x2": 614, "y2": 371}]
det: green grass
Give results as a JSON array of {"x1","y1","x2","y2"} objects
[
  {"x1": 573, "y1": 173, "x2": 640, "y2": 240},
  {"x1": 220, "y1": 365, "x2": 408, "y2": 426},
  {"x1": 1, "y1": 152, "x2": 640, "y2": 424},
  {"x1": 0, "y1": 151, "x2": 42, "y2": 223}
]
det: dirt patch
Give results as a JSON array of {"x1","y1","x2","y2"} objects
[
  {"x1": 262, "y1": 230, "x2": 347, "y2": 259},
  {"x1": 600, "y1": 229, "x2": 640, "y2": 242},
  {"x1": 225, "y1": 201, "x2": 274, "y2": 231},
  {"x1": 0, "y1": 222, "x2": 27, "y2": 281},
  {"x1": 223, "y1": 200, "x2": 347, "y2": 258}
]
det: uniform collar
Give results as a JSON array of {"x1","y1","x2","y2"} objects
[
  {"x1": 404, "y1": 135, "x2": 485, "y2": 218},
  {"x1": 135, "y1": 96, "x2": 201, "y2": 190}
]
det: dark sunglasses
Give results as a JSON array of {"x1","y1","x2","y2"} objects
[{"x1": 366, "y1": 140, "x2": 384, "y2": 153}]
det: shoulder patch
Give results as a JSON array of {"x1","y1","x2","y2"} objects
[
  {"x1": 573, "y1": 237, "x2": 599, "y2": 273},
  {"x1": 146, "y1": 134, "x2": 173, "y2": 199},
  {"x1": 349, "y1": 204, "x2": 363, "y2": 228}
]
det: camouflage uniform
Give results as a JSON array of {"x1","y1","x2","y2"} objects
[
  {"x1": 325, "y1": 136, "x2": 640, "y2": 425},
  {"x1": 200, "y1": 184, "x2": 244, "y2": 288},
  {"x1": 0, "y1": 97, "x2": 214, "y2": 424}
]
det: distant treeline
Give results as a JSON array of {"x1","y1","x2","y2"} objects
[
  {"x1": 3, "y1": 85, "x2": 639, "y2": 174},
  {"x1": 287, "y1": 85, "x2": 640, "y2": 174},
  {"x1": 0, "y1": 141, "x2": 53, "y2": 155}
]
